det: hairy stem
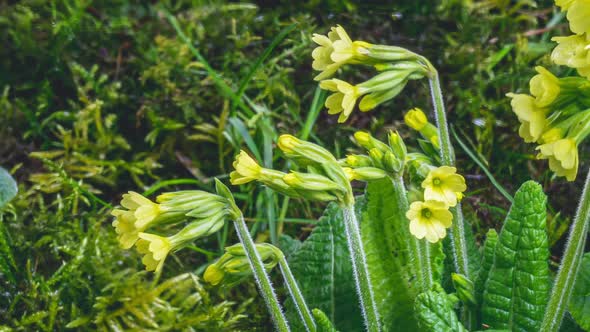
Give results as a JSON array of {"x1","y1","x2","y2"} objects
[
  {"x1": 278, "y1": 256, "x2": 316, "y2": 332},
  {"x1": 342, "y1": 205, "x2": 381, "y2": 332},
  {"x1": 541, "y1": 168, "x2": 590, "y2": 332},
  {"x1": 428, "y1": 72, "x2": 470, "y2": 279},
  {"x1": 233, "y1": 215, "x2": 290, "y2": 332},
  {"x1": 390, "y1": 175, "x2": 432, "y2": 290}
]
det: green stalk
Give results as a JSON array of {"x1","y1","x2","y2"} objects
[
  {"x1": 541, "y1": 168, "x2": 590, "y2": 332},
  {"x1": 342, "y1": 205, "x2": 381, "y2": 332},
  {"x1": 278, "y1": 256, "x2": 317, "y2": 332},
  {"x1": 233, "y1": 215, "x2": 290, "y2": 332},
  {"x1": 427, "y1": 69, "x2": 470, "y2": 279},
  {"x1": 390, "y1": 175, "x2": 432, "y2": 290}
]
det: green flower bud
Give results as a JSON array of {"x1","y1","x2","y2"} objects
[
  {"x1": 344, "y1": 167, "x2": 388, "y2": 181},
  {"x1": 388, "y1": 131, "x2": 407, "y2": 161},
  {"x1": 383, "y1": 151, "x2": 403, "y2": 173},
  {"x1": 368, "y1": 148, "x2": 385, "y2": 169},
  {"x1": 283, "y1": 172, "x2": 345, "y2": 192},
  {"x1": 353, "y1": 131, "x2": 390, "y2": 153},
  {"x1": 204, "y1": 243, "x2": 281, "y2": 287},
  {"x1": 345, "y1": 154, "x2": 374, "y2": 167}
]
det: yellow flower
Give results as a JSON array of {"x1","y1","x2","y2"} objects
[
  {"x1": 136, "y1": 234, "x2": 172, "y2": 272},
  {"x1": 230, "y1": 150, "x2": 261, "y2": 185},
  {"x1": 330, "y1": 28, "x2": 371, "y2": 64},
  {"x1": 507, "y1": 93, "x2": 549, "y2": 143},
  {"x1": 567, "y1": 1, "x2": 590, "y2": 35},
  {"x1": 111, "y1": 209, "x2": 140, "y2": 249},
  {"x1": 537, "y1": 138, "x2": 579, "y2": 181},
  {"x1": 556, "y1": 0, "x2": 576, "y2": 9},
  {"x1": 551, "y1": 34, "x2": 590, "y2": 79},
  {"x1": 120, "y1": 191, "x2": 162, "y2": 229},
  {"x1": 421, "y1": 166, "x2": 467, "y2": 207},
  {"x1": 529, "y1": 66, "x2": 560, "y2": 107},
  {"x1": 320, "y1": 79, "x2": 365, "y2": 123},
  {"x1": 404, "y1": 108, "x2": 428, "y2": 131},
  {"x1": 406, "y1": 200, "x2": 453, "y2": 243},
  {"x1": 311, "y1": 25, "x2": 369, "y2": 81}
]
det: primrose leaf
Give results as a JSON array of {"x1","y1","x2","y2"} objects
[
  {"x1": 481, "y1": 181, "x2": 549, "y2": 331},
  {"x1": 415, "y1": 285, "x2": 468, "y2": 332},
  {"x1": 285, "y1": 202, "x2": 362, "y2": 331},
  {"x1": 569, "y1": 252, "x2": 590, "y2": 331},
  {"x1": 361, "y1": 178, "x2": 443, "y2": 330},
  {"x1": 0, "y1": 167, "x2": 17, "y2": 209}
]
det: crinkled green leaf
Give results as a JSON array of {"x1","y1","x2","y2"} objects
[
  {"x1": 0, "y1": 167, "x2": 17, "y2": 209},
  {"x1": 569, "y1": 252, "x2": 590, "y2": 330},
  {"x1": 481, "y1": 181, "x2": 549, "y2": 331},
  {"x1": 361, "y1": 178, "x2": 444, "y2": 330},
  {"x1": 286, "y1": 202, "x2": 362, "y2": 331},
  {"x1": 415, "y1": 285, "x2": 468, "y2": 332},
  {"x1": 475, "y1": 229, "x2": 498, "y2": 324}
]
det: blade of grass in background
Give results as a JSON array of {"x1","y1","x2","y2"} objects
[
  {"x1": 451, "y1": 126, "x2": 513, "y2": 203},
  {"x1": 300, "y1": 87, "x2": 327, "y2": 141}
]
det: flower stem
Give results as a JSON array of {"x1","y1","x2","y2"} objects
[
  {"x1": 278, "y1": 255, "x2": 316, "y2": 332},
  {"x1": 342, "y1": 205, "x2": 381, "y2": 332},
  {"x1": 427, "y1": 71, "x2": 470, "y2": 279},
  {"x1": 389, "y1": 175, "x2": 432, "y2": 290},
  {"x1": 541, "y1": 168, "x2": 590, "y2": 332},
  {"x1": 233, "y1": 215, "x2": 290, "y2": 332}
]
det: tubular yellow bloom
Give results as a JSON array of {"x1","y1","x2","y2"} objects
[
  {"x1": 320, "y1": 79, "x2": 365, "y2": 123},
  {"x1": 342, "y1": 167, "x2": 388, "y2": 181},
  {"x1": 404, "y1": 108, "x2": 428, "y2": 131},
  {"x1": 421, "y1": 166, "x2": 467, "y2": 207},
  {"x1": 121, "y1": 191, "x2": 162, "y2": 230},
  {"x1": 111, "y1": 209, "x2": 140, "y2": 249},
  {"x1": 567, "y1": 0, "x2": 590, "y2": 35},
  {"x1": 507, "y1": 93, "x2": 549, "y2": 143},
  {"x1": 136, "y1": 234, "x2": 172, "y2": 272},
  {"x1": 331, "y1": 29, "x2": 371, "y2": 64},
  {"x1": 551, "y1": 34, "x2": 590, "y2": 79},
  {"x1": 230, "y1": 150, "x2": 262, "y2": 185},
  {"x1": 406, "y1": 200, "x2": 453, "y2": 243},
  {"x1": 311, "y1": 27, "x2": 343, "y2": 81},
  {"x1": 529, "y1": 66, "x2": 560, "y2": 107},
  {"x1": 537, "y1": 138, "x2": 579, "y2": 181}
]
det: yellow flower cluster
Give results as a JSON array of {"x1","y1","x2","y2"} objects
[
  {"x1": 312, "y1": 25, "x2": 429, "y2": 123},
  {"x1": 111, "y1": 190, "x2": 229, "y2": 272},
  {"x1": 340, "y1": 131, "x2": 406, "y2": 179},
  {"x1": 506, "y1": 1, "x2": 590, "y2": 181},
  {"x1": 406, "y1": 166, "x2": 467, "y2": 243}
]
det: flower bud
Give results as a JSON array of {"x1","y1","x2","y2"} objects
[
  {"x1": 383, "y1": 151, "x2": 403, "y2": 173},
  {"x1": 404, "y1": 108, "x2": 428, "y2": 131},
  {"x1": 368, "y1": 148, "x2": 385, "y2": 169},
  {"x1": 278, "y1": 135, "x2": 337, "y2": 165},
  {"x1": 345, "y1": 154, "x2": 374, "y2": 167},
  {"x1": 204, "y1": 243, "x2": 281, "y2": 287},
  {"x1": 388, "y1": 131, "x2": 407, "y2": 160},
  {"x1": 344, "y1": 167, "x2": 388, "y2": 181},
  {"x1": 353, "y1": 131, "x2": 390, "y2": 153},
  {"x1": 283, "y1": 172, "x2": 345, "y2": 192}
]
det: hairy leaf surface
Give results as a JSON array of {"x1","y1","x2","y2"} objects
[
  {"x1": 361, "y1": 178, "x2": 444, "y2": 330},
  {"x1": 415, "y1": 287, "x2": 468, "y2": 332},
  {"x1": 286, "y1": 202, "x2": 362, "y2": 331},
  {"x1": 481, "y1": 181, "x2": 549, "y2": 331},
  {"x1": 570, "y1": 252, "x2": 590, "y2": 331},
  {"x1": 0, "y1": 167, "x2": 16, "y2": 283},
  {"x1": 0, "y1": 167, "x2": 17, "y2": 209}
]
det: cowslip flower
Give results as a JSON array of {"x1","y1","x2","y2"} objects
[
  {"x1": 311, "y1": 25, "x2": 371, "y2": 81},
  {"x1": 320, "y1": 79, "x2": 365, "y2": 123},
  {"x1": 537, "y1": 138, "x2": 579, "y2": 181},
  {"x1": 137, "y1": 214, "x2": 226, "y2": 272},
  {"x1": 566, "y1": 0, "x2": 590, "y2": 35},
  {"x1": 507, "y1": 93, "x2": 549, "y2": 143},
  {"x1": 406, "y1": 200, "x2": 453, "y2": 243},
  {"x1": 111, "y1": 192, "x2": 164, "y2": 249},
  {"x1": 551, "y1": 34, "x2": 590, "y2": 79},
  {"x1": 529, "y1": 66, "x2": 560, "y2": 107},
  {"x1": 421, "y1": 166, "x2": 467, "y2": 207},
  {"x1": 230, "y1": 150, "x2": 262, "y2": 185}
]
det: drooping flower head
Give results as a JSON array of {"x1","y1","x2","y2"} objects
[
  {"x1": 421, "y1": 166, "x2": 467, "y2": 207},
  {"x1": 406, "y1": 200, "x2": 453, "y2": 243},
  {"x1": 507, "y1": 93, "x2": 549, "y2": 143},
  {"x1": 565, "y1": 0, "x2": 590, "y2": 35},
  {"x1": 111, "y1": 192, "x2": 164, "y2": 249},
  {"x1": 537, "y1": 138, "x2": 579, "y2": 181},
  {"x1": 529, "y1": 66, "x2": 560, "y2": 107},
  {"x1": 551, "y1": 34, "x2": 590, "y2": 79},
  {"x1": 320, "y1": 79, "x2": 365, "y2": 123}
]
